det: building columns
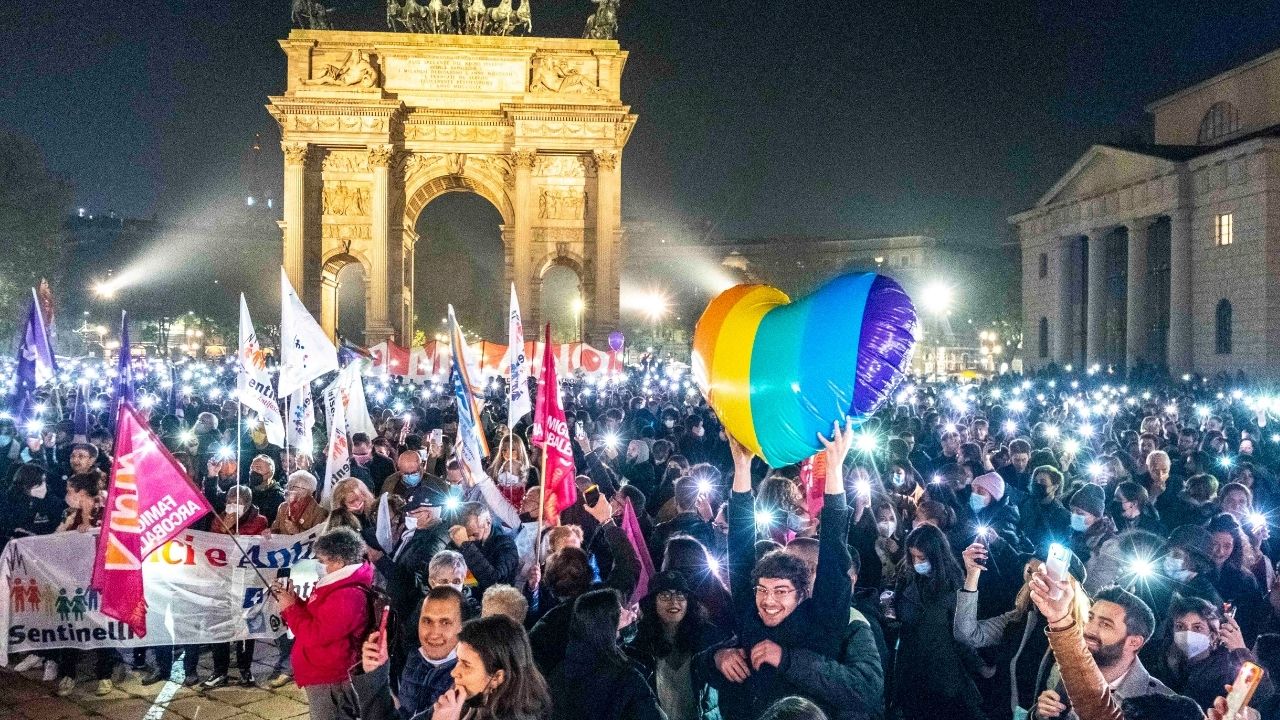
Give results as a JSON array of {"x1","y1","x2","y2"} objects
[
  {"x1": 1053, "y1": 237, "x2": 1074, "y2": 363},
  {"x1": 365, "y1": 145, "x2": 395, "y2": 345},
  {"x1": 1085, "y1": 230, "x2": 1109, "y2": 366},
  {"x1": 281, "y1": 142, "x2": 310, "y2": 294},
  {"x1": 591, "y1": 149, "x2": 621, "y2": 343},
  {"x1": 1124, "y1": 220, "x2": 1151, "y2": 368},
  {"x1": 1167, "y1": 207, "x2": 1193, "y2": 374},
  {"x1": 511, "y1": 149, "x2": 537, "y2": 325},
  {"x1": 319, "y1": 274, "x2": 340, "y2": 341}
]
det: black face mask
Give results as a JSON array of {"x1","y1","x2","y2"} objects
[
  {"x1": 1031, "y1": 484, "x2": 1051, "y2": 500},
  {"x1": 250, "y1": 472, "x2": 267, "y2": 485}
]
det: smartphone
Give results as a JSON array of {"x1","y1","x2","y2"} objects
[
  {"x1": 379, "y1": 606, "x2": 390, "y2": 634},
  {"x1": 575, "y1": 421, "x2": 585, "y2": 437},
  {"x1": 1224, "y1": 602, "x2": 1237, "y2": 621},
  {"x1": 1224, "y1": 661, "x2": 1265, "y2": 720},
  {"x1": 973, "y1": 526, "x2": 991, "y2": 567},
  {"x1": 431, "y1": 428, "x2": 443, "y2": 446},
  {"x1": 584, "y1": 484, "x2": 600, "y2": 506},
  {"x1": 1046, "y1": 543, "x2": 1071, "y2": 600}
]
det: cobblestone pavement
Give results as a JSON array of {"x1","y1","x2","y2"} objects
[{"x1": 0, "y1": 641, "x2": 311, "y2": 720}]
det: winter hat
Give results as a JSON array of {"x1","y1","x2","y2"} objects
[
  {"x1": 971, "y1": 472, "x2": 1005, "y2": 502},
  {"x1": 1069, "y1": 484, "x2": 1106, "y2": 518},
  {"x1": 647, "y1": 570, "x2": 692, "y2": 597},
  {"x1": 1166, "y1": 524, "x2": 1215, "y2": 568}
]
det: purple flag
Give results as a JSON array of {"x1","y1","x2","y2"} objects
[
  {"x1": 115, "y1": 311, "x2": 135, "y2": 408},
  {"x1": 13, "y1": 288, "x2": 57, "y2": 420},
  {"x1": 620, "y1": 498, "x2": 655, "y2": 605}
]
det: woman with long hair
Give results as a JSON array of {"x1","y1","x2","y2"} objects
[
  {"x1": 487, "y1": 433, "x2": 531, "y2": 485},
  {"x1": 1204, "y1": 513, "x2": 1266, "y2": 643},
  {"x1": 1149, "y1": 595, "x2": 1274, "y2": 712},
  {"x1": 1109, "y1": 481, "x2": 1165, "y2": 536},
  {"x1": 548, "y1": 588, "x2": 663, "y2": 720},
  {"x1": 661, "y1": 535, "x2": 733, "y2": 630},
  {"x1": 954, "y1": 544, "x2": 1089, "y2": 720},
  {"x1": 629, "y1": 571, "x2": 728, "y2": 720},
  {"x1": 893, "y1": 524, "x2": 984, "y2": 720}
]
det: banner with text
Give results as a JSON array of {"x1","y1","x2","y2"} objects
[{"x1": 1, "y1": 527, "x2": 324, "y2": 659}]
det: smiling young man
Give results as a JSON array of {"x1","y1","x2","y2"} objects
[{"x1": 696, "y1": 420, "x2": 860, "y2": 720}]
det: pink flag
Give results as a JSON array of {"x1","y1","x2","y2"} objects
[
  {"x1": 91, "y1": 404, "x2": 214, "y2": 636},
  {"x1": 620, "y1": 498, "x2": 655, "y2": 605}
]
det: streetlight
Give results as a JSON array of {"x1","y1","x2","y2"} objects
[
  {"x1": 570, "y1": 295, "x2": 585, "y2": 343},
  {"x1": 920, "y1": 282, "x2": 953, "y2": 316}
]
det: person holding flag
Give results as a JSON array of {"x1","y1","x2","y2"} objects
[{"x1": 530, "y1": 323, "x2": 577, "y2": 529}]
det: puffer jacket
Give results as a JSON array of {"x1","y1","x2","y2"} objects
[{"x1": 281, "y1": 561, "x2": 374, "y2": 686}]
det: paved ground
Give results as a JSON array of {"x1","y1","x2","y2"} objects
[{"x1": 0, "y1": 640, "x2": 312, "y2": 720}]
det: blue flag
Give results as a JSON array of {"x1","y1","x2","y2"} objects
[
  {"x1": 13, "y1": 287, "x2": 57, "y2": 420},
  {"x1": 115, "y1": 310, "x2": 135, "y2": 409}
]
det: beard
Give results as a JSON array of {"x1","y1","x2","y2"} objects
[{"x1": 1086, "y1": 634, "x2": 1126, "y2": 668}]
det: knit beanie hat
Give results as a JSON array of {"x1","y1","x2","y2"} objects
[
  {"x1": 971, "y1": 472, "x2": 1006, "y2": 502},
  {"x1": 1069, "y1": 484, "x2": 1106, "y2": 518}
]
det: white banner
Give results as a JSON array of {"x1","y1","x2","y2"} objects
[
  {"x1": 278, "y1": 267, "x2": 338, "y2": 398},
  {"x1": 1, "y1": 527, "x2": 325, "y2": 658},
  {"x1": 507, "y1": 283, "x2": 531, "y2": 428},
  {"x1": 238, "y1": 294, "x2": 286, "y2": 445},
  {"x1": 320, "y1": 376, "x2": 352, "y2": 505},
  {"x1": 287, "y1": 387, "x2": 315, "y2": 456}
]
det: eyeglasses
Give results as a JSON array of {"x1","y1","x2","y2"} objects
[
  {"x1": 656, "y1": 591, "x2": 687, "y2": 603},
  {"x1": 754, "y1": 586, "x2": 797, "y2": 600}
]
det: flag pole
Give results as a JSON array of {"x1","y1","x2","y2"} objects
[{"x1": 535, "y1": 441, "x2": 548, "y2": 564}]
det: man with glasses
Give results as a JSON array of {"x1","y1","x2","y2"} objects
[{"x1": 697, "y1": 423, "x2": 865, "y2": 720}]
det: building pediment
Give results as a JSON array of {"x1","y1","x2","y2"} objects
[{"x1": 1036, "y1": 145, "x2": 1181, "y2": 208}]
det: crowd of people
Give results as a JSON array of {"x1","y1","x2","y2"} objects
[{"x1": 3, "y1": 357, "x2": 1280, "y2": 720}]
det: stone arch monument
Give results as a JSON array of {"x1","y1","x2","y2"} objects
[{"x1": 268, "y1": 31, "x2": 636, "y2": 345}]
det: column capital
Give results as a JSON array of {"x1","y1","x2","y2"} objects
[
  {"x1": 1124, "y1": 217, "x2": 1155, "y2": 234},
  {"x1": 282, "y1": 141, "x2": 311, "y2": 167},
  {"x1": 367, "y1": 144, "x2": 395, "y2": 168},
  {"x1": 511, "y1": 149, "x2": 538, "y2": 169},
  {"x1": 590, "y1": 149, "x2": 619, "y2": 171}
]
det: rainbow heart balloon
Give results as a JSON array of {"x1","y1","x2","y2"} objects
[{"x1": 692, "y1": 272, "x2": 919, "y2": 466}]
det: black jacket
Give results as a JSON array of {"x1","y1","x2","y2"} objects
[
  {"x1": 454, "y1": 525, "x2": 519, "y2": 593},
  {"x1": 695, "y1": 490, "x2": 853, "y2": 719},
  {"x1": 649, "y1": 512, "x2": 717, "y2": 568},
  {"x1": 548, "y1": 644, "x2": 664, "y2": 720}
]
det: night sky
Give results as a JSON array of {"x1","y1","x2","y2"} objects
[{"x1": 5, "y1": 0, "x2": 1280, "y2": 247}]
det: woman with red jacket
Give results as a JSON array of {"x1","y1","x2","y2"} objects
[{"x1": 275, "y1": 527, "x2": 374, "y2": 720}]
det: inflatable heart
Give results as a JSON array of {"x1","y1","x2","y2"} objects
[{"x1": 692, "y1": 272, "x2": 919, "y2": 466}]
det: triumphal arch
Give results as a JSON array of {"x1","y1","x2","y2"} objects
[{"x1": 268, "y1": 30, "x2": 636, "y2": 344}]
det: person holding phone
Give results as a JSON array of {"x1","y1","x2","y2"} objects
[
  {"x1": 276, "y1": 527, "x2": 374, "y2": 720},
  {"x1": 1147, "y1": 595, "x2": 1274, "y2": 712}
]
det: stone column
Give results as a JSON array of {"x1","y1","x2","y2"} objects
[
  {"x1": 1053, "y1": 237, "x2": 1074, "y2": 363},
  {"x1": 281, "y1": 142, "x2": 310, "y2": 293},
  {"x1": 1168, "y1": 207, "x2": 1194, "y2": 374},
  {"x1": 365, "y1": 145, "x2": 395, "y2": 345},
  {"x1": 1124, "y1": 220, "x2": 1150, "y2": 368},
  {"x1": 1085, "y1": 230, "x2": 1108, "y2": 366},
  {"x1": 591, "y1": 149, "x2": 621, "y2": 343},
  {"x1": 511, "y1": 149, "x2": 537, "y2": 322}
]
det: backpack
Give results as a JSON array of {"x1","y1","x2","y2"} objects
[{"x1": 357, "y1": 584, "x2": 395, "y2": 639}]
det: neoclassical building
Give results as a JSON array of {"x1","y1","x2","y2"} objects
[{"x1": 1012, "y1": 47, "x2": 1280, "y2": 377}]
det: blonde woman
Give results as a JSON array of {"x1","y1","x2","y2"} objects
[
  {"x1": 954, "y1": 542, "x2": 1090, "y2": 719},
  {"x1": 326, "y1": 478, "x2": 377, "y2": 533},
  {"x1": 487, "y1": 433, "x2": 532, "y2": 486}
]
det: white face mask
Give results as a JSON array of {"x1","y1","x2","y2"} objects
[
  {"x1": 1174, "y1": 630, "x2": 1212, "y2": 659},
  {"x1": 691, "y1": 427, "x2": 704, "y2": 437},
  {"x1": 876, "y1": 520, "x2": 896, "y2": 538},
  {"x1": 224, "y1": 504, "x2": 244, "y2": 517},
  {"x1": 664, "y1": 419, "x2": 675, "y2": 428},
  {"x1": 404, "y1": 515, "x2": 419, "y2": 531},
  {"x1": 29, "y1": 484, "x2": 47, "y2": 499}
]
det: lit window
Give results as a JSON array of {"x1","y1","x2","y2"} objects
[{"x1": 1215, "y1": 213, "x2": 1233, "y2": 246}]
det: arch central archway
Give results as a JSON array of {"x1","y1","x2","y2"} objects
[{"x1": 270, "y1": 30, "x2": 637, "y2": 346}]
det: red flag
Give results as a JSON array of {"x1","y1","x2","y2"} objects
[
  {"x1": 531, "y1": 324, "x2": 576, "y2": 525},
  {"x1": 91, "y1": 404, "x2": 214, "y2": 636}
]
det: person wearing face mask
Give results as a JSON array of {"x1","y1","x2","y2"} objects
[
  {"x1": 273, "y1": 527, "x2": 374, "y2": 720},
  {"x1": 1150, "y1": 596, "x2": 1273, "y2": 712},
  {"x1": 1108, "y1": 482, "x2": 1166, "y2": 536},
  {"x1": 355, "y1": 614, "x2": 552, "y2": 720},
  {"x1": 1019, "y1": 466, "x2": 1072, "y2": 551},
  {"x1": 621, "y1": 440, "x2": 657, "y2": 500},
  {"x1": 239, "y1": 423, "x2": 283, "y2": 481},
  {"x1": 679, "y1": 416, "x2": 712, "y2": 466},
  {"x1": 384, "y1": 480, "x2": 458, "y2": 681},
  {"x1": 1067, "y1": 485, "x2": 1116, "y2": 565},
  {"x1": 201, "y1": 485, "x2": 268, "y2": 688},
  {"x1": 350, "y1": 432, "x2": 396, "y2": 490},
  {"x1": 963, "y1": 471, "x2": 1024, "y2": 547},
  {"x1": 871, "y1": 504, "x2": 904, "y2": 590},
  {"x1": 241, "y1": 454, "x2": 285, "y2": 525},
  {"x1": 0, "y1": 463, "x2": 63, "y2": 547},
  {"x1": 384, "y1": 451, "x2": 438, "y2": 504},
  {"x1": 892, "y1": 524, "x2": 984, "y2": 720},
  {"x1": 272, "y1": 470, "x2": 327, "y2": 535}
]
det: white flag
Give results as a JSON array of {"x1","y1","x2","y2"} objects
[
  {"x1": 507, "y1": 284, "x2": 531, "y2": 428},
  {"x1": 237, "y1": 295, "x2": 285, "y2": 445},
  {"x1": 333, "y1": 362, "x2": 375, "y2": 438},
  {"x1": 320, "y1": 376, "x2": 351, "y2": 505},
  {"x1": 286, "y1": 387, "x2": 315, "y2": 456},
  {"x1": 278, "y1": 267, "x2": 338, "y2": 398}
]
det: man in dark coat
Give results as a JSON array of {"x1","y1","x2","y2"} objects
[
  {"x1": 649, "y1": 475, "x2": 717, "y2": 567},
  {"x1": 448, "y1": 502, "x2": 518, "y2": 594}
]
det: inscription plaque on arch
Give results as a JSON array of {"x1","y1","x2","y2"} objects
[{"x1": 384, "y1": 56, "x2": 527, "y2": 94}]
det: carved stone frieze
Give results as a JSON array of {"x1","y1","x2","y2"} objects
[
  {"x1": 323, "y1": 150, "x2": 369, "y2": 173},
  {"x1": 529, "y1": 55, "x2": 604, "y2": 95},
  {"x1": 535, "y1": 155, "x2": 586, "y2": 178},
  {"x1": 511, "y1": 149, "x2": 538, "y2": 169},
  {"x1": 323, "y1": 182, "x2": 372, "y2": 216},
  {"x1": 538, "y1": 189, "x2": 585, "y2": 220},
  {"x1": 403, "y1": 123, "x2": 507, "y2": 142},
  {"x1": 522, "y1": 121, "x2": 610, "y2": 139},
  {"x1": 305, "y1": 49, "x2": 381, "y2": 89},
  {"x1": 285, "y1": 115, "x2": 388, "y2": 133}
]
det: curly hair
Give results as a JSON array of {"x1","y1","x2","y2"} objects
[{"x1": 751, "y1": 550, "x2": 811, "y2": 602}]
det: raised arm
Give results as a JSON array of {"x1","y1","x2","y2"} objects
[
  {"x1": 727, "y1": 435, "x2": 758, "y2": 616},
  {"x1": 813, "y1": 420, "x2": 854, "y2": 617}
]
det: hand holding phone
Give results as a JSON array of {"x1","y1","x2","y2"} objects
[
  {"x1": 1224, "y1": 662, "x2": 1265, "y2": 720},
  {"x1": 1045, "y1": 543, "x2": 1071, "y2": 600}
]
